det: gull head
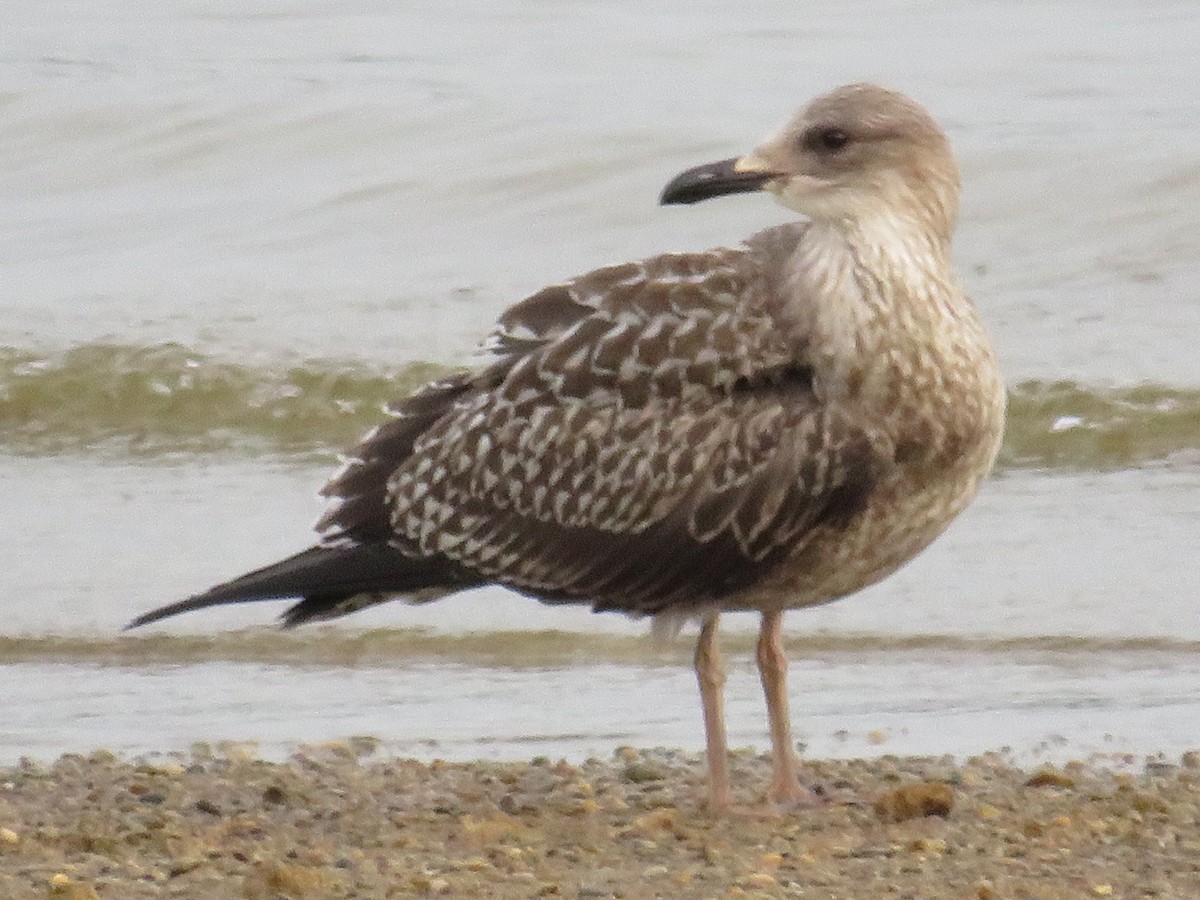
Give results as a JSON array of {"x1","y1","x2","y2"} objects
[{"x1": 661, "y1": 83, "x2": 960, "y2": 243}]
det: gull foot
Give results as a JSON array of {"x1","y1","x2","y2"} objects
[
  {"x1": 768, "y1": 780, "x2": 829, "y2": 810},
  {"x1": 706, "y1": 800, "x2": 787, "y2": 820},
  {"x1": 705, "y1": 782, "x2": 830, "y2": 818}
]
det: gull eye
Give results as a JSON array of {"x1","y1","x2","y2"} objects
[{"x1": 805, "y1": 126, "x2": 851, "y2": 153}]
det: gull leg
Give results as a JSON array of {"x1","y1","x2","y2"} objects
[
  {"x1": 756, "y1": 610, "x2": 819, "y2": 806},
  {"x1": 694, "y1": 612, "x2": 732, "y2": 813}
]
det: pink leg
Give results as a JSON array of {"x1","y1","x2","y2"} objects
[
  {"x1": 756, "y1": 610, "x2": 816, "y2": 806},
  {"x1": 694, "y1": 613, "x2": 732, "y2": 813}
]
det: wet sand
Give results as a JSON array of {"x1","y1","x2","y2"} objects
[{"x1": 4, "y1": 744, "x2": 1200, "y2": 898}]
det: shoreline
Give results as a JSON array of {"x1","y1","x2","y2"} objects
[{"x1": 4, "y1": 745, "x2": 1200, "y2": 898}]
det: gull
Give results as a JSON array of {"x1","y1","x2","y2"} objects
[{"x1": 130, "y1": 83, "x2": 1006, "y2": 815}]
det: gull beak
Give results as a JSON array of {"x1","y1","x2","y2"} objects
[{"x1": 659, "y1": 154, "x2": 783, "y2": 205}]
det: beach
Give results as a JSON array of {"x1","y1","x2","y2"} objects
[{"x1": 4, "y1": 745, "x2": 1200, "y2": 898}]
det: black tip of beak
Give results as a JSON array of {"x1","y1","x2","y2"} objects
[{"x1": 659, "y1": 157, "x2": 777, "y2": 205}]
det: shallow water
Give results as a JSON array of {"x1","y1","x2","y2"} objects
[
  {"x1": 6, "y1": 648, "x2": 1200, "y2": 767},
  {"x1": 1, "y1": 0, "x2": 1198, "y2": 764},
  {"x1": 3, "y1": 0, "x2": 1199, "y2": 383},
  {"x1": 5, "y1": 460, "x2": 1197, "y2": 640},
  {"x1": 2, "y1": 462, "x2": 1198, "y2": 763}
]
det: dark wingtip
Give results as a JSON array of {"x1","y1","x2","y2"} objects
[
  {"x1": 124, "y1": 544, "x2": 471, "y2": 632},
  {"x1": 124, "y1": 595, "x2": 212, "y2": 630},
  {"x1": 659, "y1": 157, "x2": 777, "y2": 205}
]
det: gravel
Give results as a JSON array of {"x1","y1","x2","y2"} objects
[{"x1": 4, "y1": 743, "x2": 1200, "y2": 898}]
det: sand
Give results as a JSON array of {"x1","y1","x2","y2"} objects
[{"x1": 3, "y1": 743, "x2": 1200, "y2": 899}]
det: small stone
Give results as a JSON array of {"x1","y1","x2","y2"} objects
[
  {"x1": 143, "y1": 762, "x2": 185, "y2": 777},
  {"x1": 459, "y1": 813, "x2": 531, "y2": 846},
  {"x1": 759, "y1": 852, "x2": 783, "y2": 870},
  {"x1": 317, "y1": 740, "x2": 356, "y2": 761},
  {"x1": 568, "y1": 798, "x2": 600, "y2": 816},
  {"x1": 958, "y1": 769, "x2": 985, "y2": 788},
  {"x1": 626, "y1": 809, "x2": 676, "y2": 836},
  {"x1": 0, "y1": 827, "x2": 18, "y2": 845},
  {"x1": 347, "y1": 735, "x2": 380, "y2": 757},
  {"x1": 621, "y1": 763, "x2": 665, "y2": 784},
  {"x1": 874, "y1": 782, "x2": 954, "y2": 821},
  {"x1": 47, "y1": 875, "x2": 100, "y2": 899},
  {"x1": 845, "y1": 845, "x2": 896, "y2": 859},
  {"x1": 1144, "y1": 758, "x2": 1176, "y2": 778},
  {"x1": 569, "y1": 780, "x2": 595, "y2": 797},
  {"x1": 739, "y1": 872, "x2": 778, "y2": 889},
  {"x1": 908, "y1": 837, "x2": 948, "y2": 855},
  {"x1": 1024, "y1": 769, "x2": 1075, "y2": 789},
  {"x1": 243, "y1": 863, "x2": 333, "y2": 899},
  {"x1": 1126, "y1": 792, "x2": 1169, "y2": 814}
]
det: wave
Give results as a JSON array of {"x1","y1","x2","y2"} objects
[
  {"x1": 0, "y1": 342, "x2": 442, "y2": 461},
  {"x1": 2, "y1": 341, "x2": 1198, "y2": 470},
  {"x1": 4, "y1": 628, "x2": 1199, "y2": 669}
]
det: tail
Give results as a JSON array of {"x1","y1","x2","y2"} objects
[{"x1": 127, "y1": 544, "x2": 480, "y2": 629}]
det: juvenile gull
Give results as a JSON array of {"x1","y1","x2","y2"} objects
[{"x1": 131, "y1": 83, "x2": 1006, "y2": 814}]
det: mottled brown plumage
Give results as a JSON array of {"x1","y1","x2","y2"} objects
[{"x1": 131, "y1": 83, "x2": 1006, "y2": 815}]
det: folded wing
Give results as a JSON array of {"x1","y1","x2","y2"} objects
[{"x1": 132, "y1": 225, "x2": 886, "y2": 627}]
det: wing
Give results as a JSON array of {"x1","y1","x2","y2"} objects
[
  {"x1": 318, "y1": 223, "x2": 812, "y2": 549},
  {"x1": 371, "y1": 225, "x2": 887, "y2": 615},
  {"x1": 132, "y1": 225, "x2": 885, "y2": 630}
]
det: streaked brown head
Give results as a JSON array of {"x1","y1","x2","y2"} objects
[{"x1": 662, "y1": 84, "x2": 960, "y2": 243}]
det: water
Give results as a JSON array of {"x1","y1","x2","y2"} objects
[
  {"x1": 7, "y1": 652, "x2": 1200, "y2": 766},
  {"x1": 1, "y1": 0, "x2": 1198, "y2": 766}
]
